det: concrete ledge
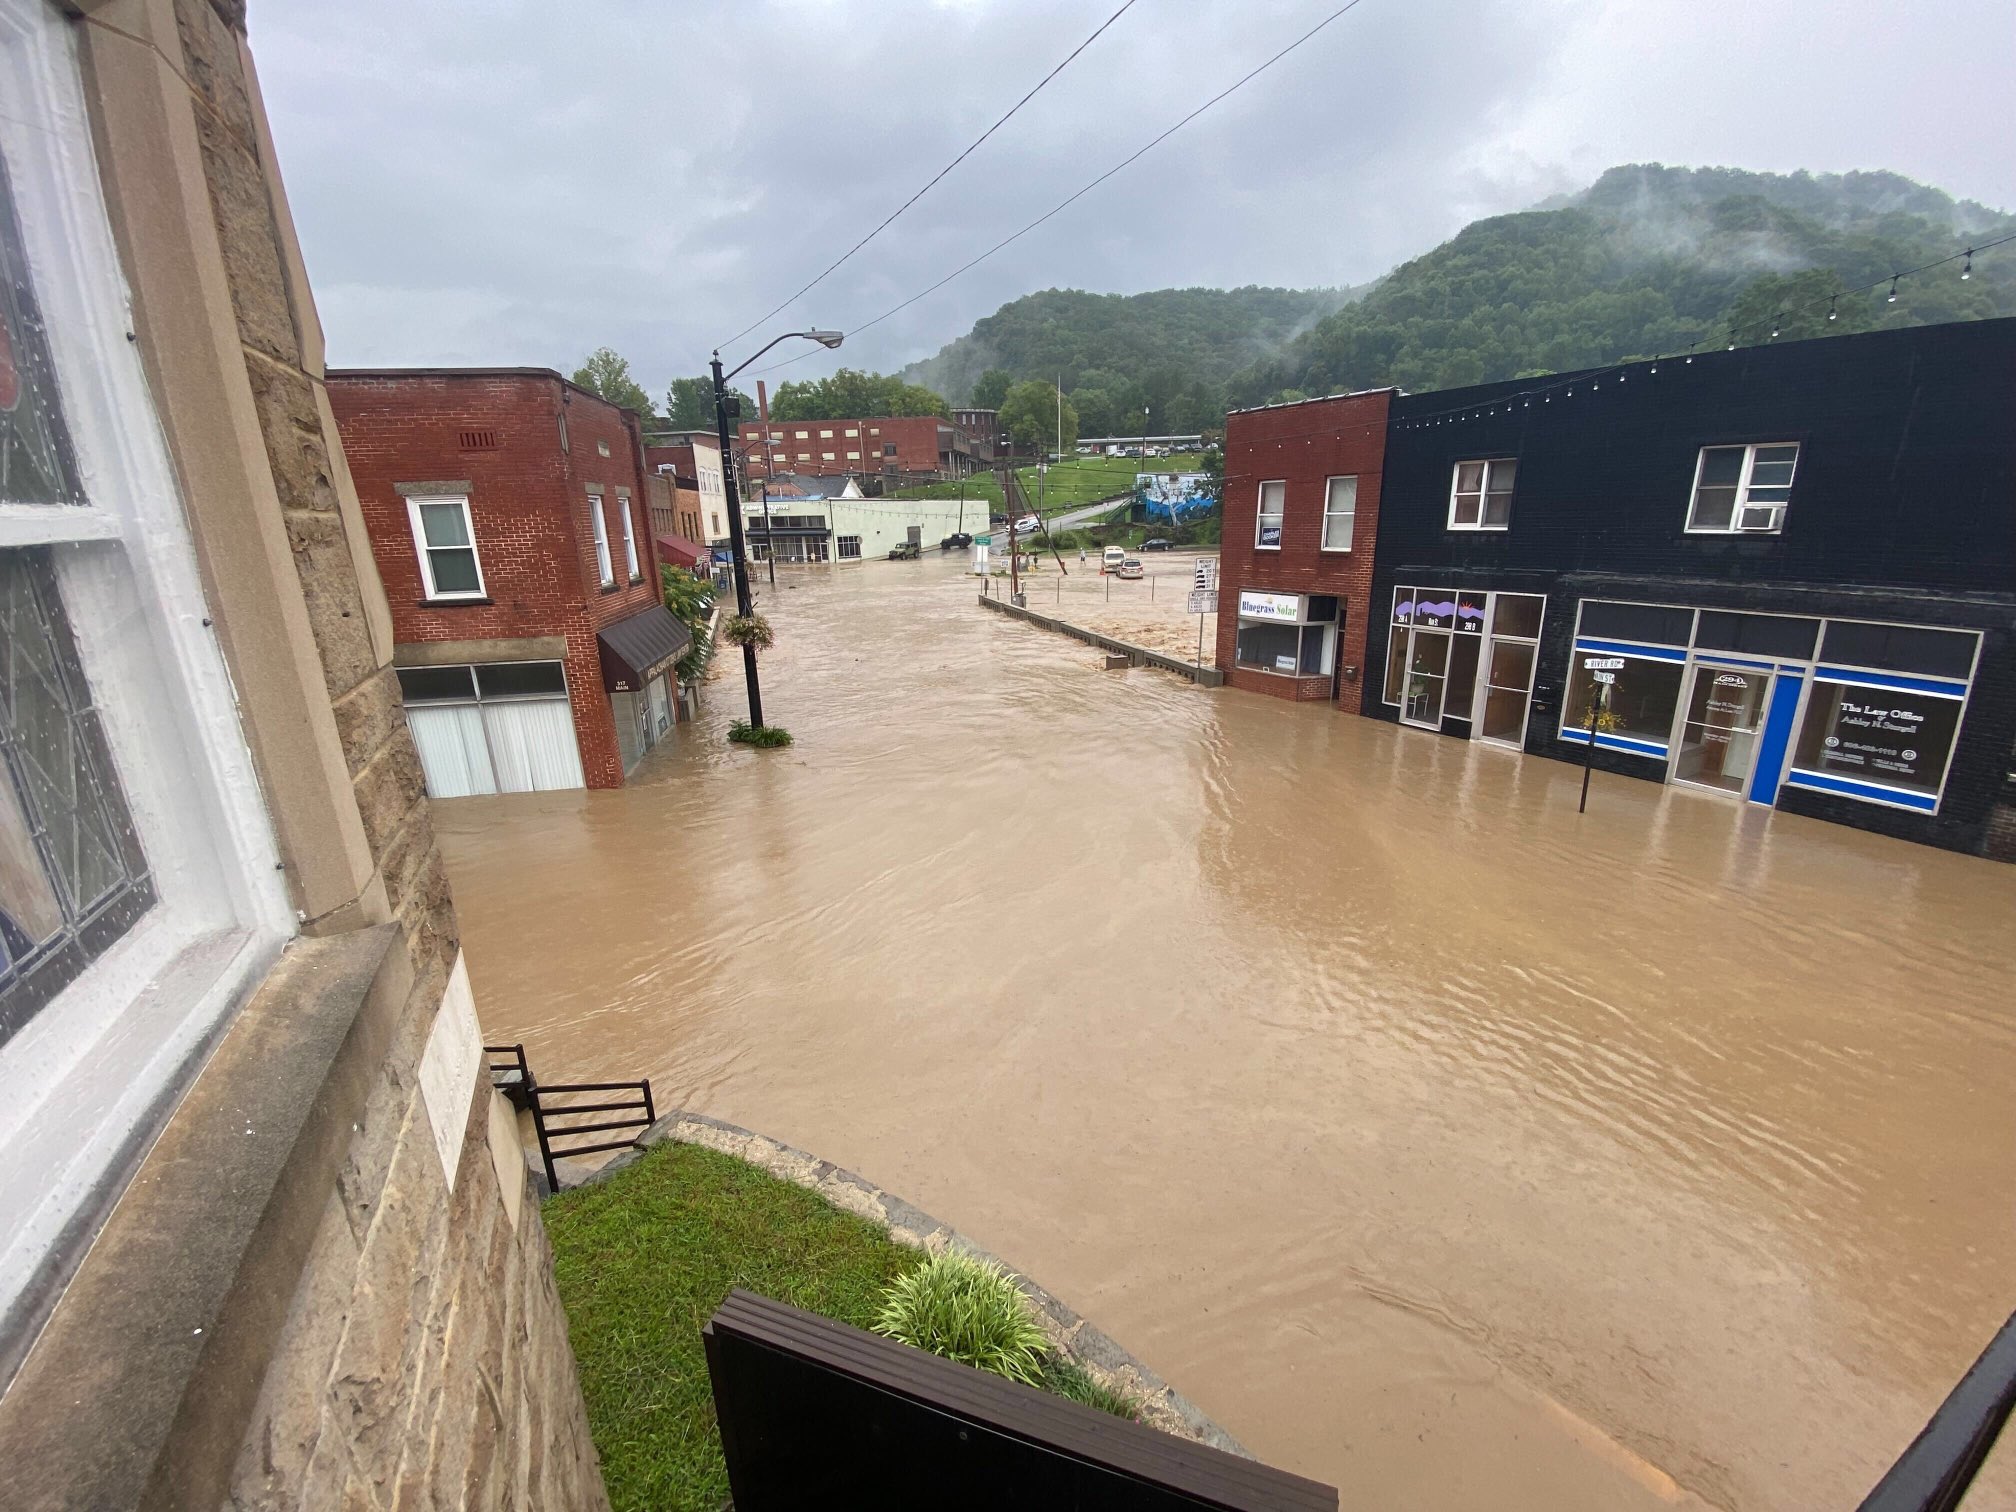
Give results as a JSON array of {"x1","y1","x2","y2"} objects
[
  {"x1": 0, "y1": 925, "x2": 408, "y2": 1511},
  {"x1": 610, "y1": 1110, "x2": 1249, "y2": 1458},
  {"x1": 978, "y1": 593, "x2": 1225, "y2": 687}
]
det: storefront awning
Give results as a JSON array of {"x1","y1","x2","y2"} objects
[
  {"x1": 656, "y1": 532, "x2": 706, "y2": 567},
  {"x1": 598, "y1": 605, "x2": 691, "y2": 693}
]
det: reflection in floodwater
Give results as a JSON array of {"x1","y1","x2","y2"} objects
[{"x1": 436, "y1": 556, "x2": 2016, "y2": 1512}]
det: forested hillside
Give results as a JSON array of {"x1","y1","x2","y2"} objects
[
  {"x1": 900, "y1": 166, "x2": 2014, "y2": 427},
  {"x1": 900, "y1": 285, "x2": 1358, "y2": 433},
  {"x1": 1233, "y1": 165, "x2": 2016, "y2": 403}
]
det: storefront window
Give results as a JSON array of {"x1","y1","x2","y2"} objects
[
  {"x1": 1791, "y1": 682, "x2": 1962, "y2": 801},
  {"x1": 1563, "y1": 655, "x2": 1683, "y2": 748},
  {"x1": 1236, "y1": 620, "x2": 1300, "y2": 673},
  {"x1": 1490, "y1": 593, "x2": 1544, "y2": 640},
  {"x1": 1673, "y1": 666, "x2": 1769, "y2": 793}
]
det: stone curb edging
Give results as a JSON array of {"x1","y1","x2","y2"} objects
[
  {"x1": 573, "y1": 1110, "x2": 1250, "y2": 1458},
  {"x1": 977, "y1": 593, "x2": 1226, "y2": 687}
]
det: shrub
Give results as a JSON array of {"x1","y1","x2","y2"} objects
[
  {"x1": 728, "y1": 721, "x2": 792, "y2": 748},
  {"x1": 721, "y1": 613, "x2": 774, "y2": 650},
  {"x1": 873, "y1": 1252, "x2": 1049, "y2": 1388}
]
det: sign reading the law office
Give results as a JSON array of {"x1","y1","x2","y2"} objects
[
  {"x1": 1238, "y1": 590, "x2": 1301, "y2": 622},
  {"x1": 1796, "y1": 682, "x2": 1962, "y2": 795}
]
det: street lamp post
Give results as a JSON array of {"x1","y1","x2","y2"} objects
[{"x1": 711, "y1": 329, "x2": 843, "y2": 730}]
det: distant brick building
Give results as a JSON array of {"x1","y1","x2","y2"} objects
[
  {"x1": 330, "y1": 369, "x2": 690, "y2": 791},
  {"x1": 739, "y1": 414, "x2": 974, "y2": 481},
  {"x1": 1216, "y1": 389, "x2": 1393, "y2": 703}
]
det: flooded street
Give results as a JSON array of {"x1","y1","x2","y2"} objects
[{"x1": 437, "y1": 555, "x2": 2016, "y2": 1511}]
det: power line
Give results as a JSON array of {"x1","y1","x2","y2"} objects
[
  {"x1": 751, "y1": 0, "x2": 1377, "y2": 378},
  {"x1": 718, "y1": 0, "x2": 1142, "y2": 355}
]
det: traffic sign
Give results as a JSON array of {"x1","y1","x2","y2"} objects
[
  {"x1": 1192, "y1": 558, "x2": 1218, "y2": 591},
  {"x1": 1582, "y1": 656, "x2": 1625, "y2": 670},
  {"x1": 1591, "y1": 670, "x2": 1616, "y2": 684},
  {"x1": 1187, "y1": 590, "x2": 1218, "y2": 615}
]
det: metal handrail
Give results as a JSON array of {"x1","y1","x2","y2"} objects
[{"x1": 483, "y1": 1046, "x2": 656, "y2": 1192}]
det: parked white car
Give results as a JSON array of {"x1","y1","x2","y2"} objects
[{"x1": 1014, "y1": 515, "x2": 1040, "y2": 534}]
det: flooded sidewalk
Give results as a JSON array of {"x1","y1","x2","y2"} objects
[{"x1": 435, "y1": 555, "x2": 2016, "y2": 1511}]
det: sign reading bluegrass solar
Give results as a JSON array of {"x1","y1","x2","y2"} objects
[{"x1": 703, "y1": 1289, "x2": 1337, "y2": 1512}]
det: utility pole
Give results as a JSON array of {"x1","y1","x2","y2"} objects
[
  {"x1": 708, "y1": 327, "x2": 845, "y2": 731},
  {"x1": 712, "y1": 352, "x2": 764, "y2": 729}
]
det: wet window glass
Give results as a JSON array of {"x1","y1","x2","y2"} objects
[
  {"x1": 1818, "y1": 621, "x2": 1977, "y2": 680},
  {"x1": 1695, "y1": 611, "x2": 1819, "y2": 660},
  {"x1": 1383, "y1": 635, "x2": 1408, "y2": 705},
  {"x1": 1563, "y1": 654, "x2": 1683, "y2": 748},
  {"x1": 1255, "y1": 481, "x2": 1284, "y2": 549},
  {"x1": 1456, "y1": 591, "x2": 1487, "y2": 633},
  {"x1": 1236, "y1": 620, "x2": 1300, "y2": 673},
  {"x1": 0, "y1": 152, "x2": 81, "y2": 505},
  {"x1": 1412, "y1": 590, "x2": 1458, "y2": 630},
  {"x1": 1793, "y1": 682, "x2": 1962, "y2": 801},
  {"x1": 1490, "y1": 593, "x2": 1544, "y2": 640},
  {"x1": 475, "y1": 662, "x2": 567, "y2": 699},
  {"x1": 1450, "y1": 458, "x2": 1514, "y2": 529},
  {"x1": 1688, "y1": 443, "x2": 1798, "y2": 532},
  {"x1": 397, "y1": 665, "x2": 477, "y2": 703},
  {"x1": 1392, "y1": 586, "x2": 1414, "y2": 624},
  {"x1": 0, "y1": 551, "x2": 152, "y2": 1042},
  {"x1": 1578, "y1": 600, "x2": 1693, "y2": 648}
]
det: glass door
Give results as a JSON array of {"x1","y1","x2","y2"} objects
[
  {"x1": 1404, "y1": 631, "x2": 1449, "y2": 728},
  {"x1": 1672, "y1": 664, "x2": 1771, "y2": 794}
]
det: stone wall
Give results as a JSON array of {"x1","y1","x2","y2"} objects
[{"x1": 54, "y1": 0, "x2": 611, "y2": 1504}]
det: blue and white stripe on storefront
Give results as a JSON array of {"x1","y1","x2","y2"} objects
[
  {"x1": 1573, "y1": 636, "x2": 1688, "y2": 663},
  {"x1": 1559, "y1": 726, "x2": 1670, "y2": 758},
  {"x1": 1783, "y1": 768, "x2": 1941, "y2": 812},
  {"x1": 1812, "y1": 665, "x2": 1969, "y2": 698}
]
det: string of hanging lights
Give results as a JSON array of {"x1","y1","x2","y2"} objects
[{"x1": 1374, "y1": 231, "x2": 2015, "y2": 431}]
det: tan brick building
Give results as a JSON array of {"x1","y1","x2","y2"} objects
[{"x1": 0, "y1": 1, "x2": 607, "y2": 1505}]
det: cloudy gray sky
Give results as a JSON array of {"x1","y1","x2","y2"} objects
[{"x1": 254, "y1": 0, "x2": 2014, "y2": 394}]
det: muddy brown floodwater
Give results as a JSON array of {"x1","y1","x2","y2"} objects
[{"x1": 437, "y1": 554, "x2": 2016, "y2": 1511}]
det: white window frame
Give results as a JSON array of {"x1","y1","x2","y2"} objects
[
  {"x1": 617, "y1": 490, "x2": 640, "y2": 580},
  {"x1": 403, "y1": 493, "x2": 485, "y2": 600},
  {"x1": 1321, "y1": 475, "x2": 1358, "y2": 552},
  {"x1": 1255, "y1": 479, "x2": 1285, "y2": 550},
  {"x1": 0, "y1": 0, "x2": 292, "y2": 1340},
  {"x1": 588, "y1": 489, "x2": 613, "y2": 585},
  {"x1": 1448, "y1": 457, "x2": 1515, "y2": 531},
  {"x1": 1685, "y1": 442, "x2": 1800, "y2": 535}
]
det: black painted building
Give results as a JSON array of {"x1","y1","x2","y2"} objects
[{"x1": 1362, "y1": 318, "x2": 2016, "y2": 859}]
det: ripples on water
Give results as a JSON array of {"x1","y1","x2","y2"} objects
[{"x1": 436, "y1": 558, "x2": 2016, "y2": 1512}]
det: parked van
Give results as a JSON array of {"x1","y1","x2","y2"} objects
[{"x1": 1101, "y1": 546, "x2": 1127, "y2": 573}]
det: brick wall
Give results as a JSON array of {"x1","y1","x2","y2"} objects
[
  {"x1": 741, "y1": 414, "x2": 949, "y2": 478},
  {"x1": 1216, "y1": 390, "x2": 1391, "y2": 704},
  {"x1": 328, "y1": 372, "x2": 661, "y2": 789}
]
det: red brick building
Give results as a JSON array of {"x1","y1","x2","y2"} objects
[
  {"x1": 329, "y1": 368, "x2": 691, "y2": 792},
  {"x1": 1216, "y1": 389, "x2": 1393, "y2": 703},
  {"x1": 738, "y1": 414, "x2": 973, "y2": 482}
]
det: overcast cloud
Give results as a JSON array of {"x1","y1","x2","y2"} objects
[{"x1": 253, "y1": 0, "x2": 2015, "y2": 394}]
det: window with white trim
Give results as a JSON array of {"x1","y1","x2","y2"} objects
[
  {"x1": 1255, "y1": 480, "x2": 1284, "y2": 549},
  {"x1": 617, "y1": 491, "x2": 640, "y2": 580},
  {"x1": 1321, "y1": 475, "x2": 1357, "y2": 551},
  {"x1": 405, "y1": 494, "x2": 483, "y2": 600},
  {"x1": 1449, "y1": 458, "x2": 1515, "y2": 530},
  {"x1": 1686, "y1": 443, "x2": 1798, "y2": 533},
  {"x1": 822, "y1": 451, "x2": 835, "y2": 461},
  {"x1": 837, "y1": 535, "x2": 861, "y2": 559},
  {"x1": 0, "y1": 0, "x2": 290, "y2": 1338},
  {"x1": 588, "y1": 490, "x2": 613, "y2": 585}
]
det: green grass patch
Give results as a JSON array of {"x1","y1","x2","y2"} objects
[
  {"x1": 548, "y1": 1143, "x2": 1153, "y2": 1509},
  {"x1": 1022, "y1": 453, "x2": 1204, "y2": 513},
  {"x1": 886, "y1": 474, "x2": 1005, "y2": 510},
  {"x1": 546, "y1": 1143, "x2": 916, "y2": 1511}
]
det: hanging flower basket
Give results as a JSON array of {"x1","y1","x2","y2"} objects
[{"x1": 721, "y1": 613, "x2": 774, "y2": 650}]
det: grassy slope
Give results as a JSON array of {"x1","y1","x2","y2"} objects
[
  {"x1": 546, "y1": 1143, "x2": 916, "y2": 1512},
  {"x1": 889, "y1": 454, "x2": 1204, "y2": 518}
]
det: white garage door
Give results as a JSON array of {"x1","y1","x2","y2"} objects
[{"x1": 396, "y1": 662, "x2": 585, "y2": 797}]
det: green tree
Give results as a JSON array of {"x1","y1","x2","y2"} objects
[
  {"x1": 969, "y1": 368, "x2": 1014, "y2": 409},
  {"x1": 998, "y1": 380, "x2": 1078, "y2": 453},
  {"x1": 571, "y1": 347, "x2": 656, "y2": 420},
  {"x1": 662, "y1": 375, "x2": 751, "y2": 431},
  {"x1": 770, "y1": 368, "x2": 948, "y2": 421}
]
